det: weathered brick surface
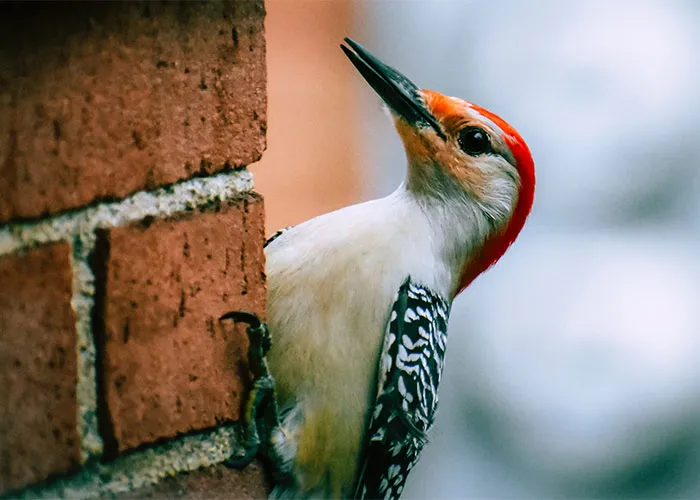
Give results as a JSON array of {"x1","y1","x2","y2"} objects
[
  {"x1": 123, "y1": 462, "x2": 269, "y2": 499},
  {"x1": 0, "y1": 243, "x2": 80, "y2": 494},
  {"x1": 0, "y1": 1, "x2": 266, "y2": 223},
  {"x1": 95, "y1": 195, "x2": 266, "y2": 454}
]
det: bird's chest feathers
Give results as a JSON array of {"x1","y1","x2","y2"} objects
[
  {"x1": 265, "y1": 201, "x2": 454, "y2": 399},
  {"x1": 264, "y1": 197, "x2": 468, "y2": 496}
]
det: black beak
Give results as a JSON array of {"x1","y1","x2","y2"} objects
[{"x1": 341, "y1": 38, "x2": 445, "y2": 140}]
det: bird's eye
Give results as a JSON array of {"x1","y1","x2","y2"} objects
[{"x1": 458, "y1": 127, "x2": 491, "y2": 156}]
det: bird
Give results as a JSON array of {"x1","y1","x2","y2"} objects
[{"x1": 221, "y1": 38, "x2": 535, "y2": 499}]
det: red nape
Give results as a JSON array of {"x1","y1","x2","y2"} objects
[{"x1": 455, "y1": 104, "x2": 536, "y2": 295}]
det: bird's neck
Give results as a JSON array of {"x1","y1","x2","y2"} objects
[
  {"x1": 396, "y1": 184, "x2": 495, "y2": 299},
  {"x1": 401, "y1": 150, "x2": 532, "y2": 296}
]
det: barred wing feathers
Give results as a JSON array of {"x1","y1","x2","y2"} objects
[{"x1": 355, "y1": 277, "x2": 450, "y2": 499}]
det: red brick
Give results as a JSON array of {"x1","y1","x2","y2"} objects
[
  {"x1": 123, "y1": 462, "x2": 269, "y2": 499},
  {"x1": 0, "y1": 243, "x2": 80, "y2": 494},
  {"x1": 0, "y1": 1, "x2": 266, "y2": 223},
  {"x1": 95, "y1": 195, "x2": 266, "y2": 454}
]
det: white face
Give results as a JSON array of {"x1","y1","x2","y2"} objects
[{"x1": 393, "y1": 92, "x2": 525, "y2": 230}]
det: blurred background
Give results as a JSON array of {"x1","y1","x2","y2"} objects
[{"x1": 253, "y1": 0, "x2": 700, "y2": 497}]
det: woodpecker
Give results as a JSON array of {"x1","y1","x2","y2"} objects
[{"x1": 222, "y1": 38, "x2": 535, "y2": 499}]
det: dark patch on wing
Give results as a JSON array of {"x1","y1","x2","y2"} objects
[
  {"x1": 355, "y1": 277, "x2": 450, "y2": 499},
  {"x1": 265, "y1": 226, "x2": 294, "y2": 248}
]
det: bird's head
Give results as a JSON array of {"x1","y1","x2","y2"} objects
[{"x1": 341, "y1": 38, "x2": 535, "y2": 293}]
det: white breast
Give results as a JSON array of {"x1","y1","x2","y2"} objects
[{"x1": 263, "y1": 188, "x2": 475, "y2": 495}]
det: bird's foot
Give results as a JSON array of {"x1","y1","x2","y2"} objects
[{"x1": 219, "y1": 311, "x2": 280, "y2": 470}]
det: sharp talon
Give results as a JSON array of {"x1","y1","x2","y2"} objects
[
  {"x1": 223, "y1": 445, "x2": 259, "y2": 470},
  {"x1": 220, "y1": 311, "x2": 271, "y2": 356},
  {"x1": 218, "y1": 310, "x2": 283, "y2": 476},
  {"x1": 219, "y1": 310, "x2": 262, "y2": 330}
]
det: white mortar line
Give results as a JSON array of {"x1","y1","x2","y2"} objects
[
  {"x1": 0, "y1": 169, "x2": 255, "y2": 468},
  {"x1": 0, "y1": 170, "x2": 254, "y2": 256},
  {"x1": 19, "y1": 424, "x2": 249, "y2": 499}
]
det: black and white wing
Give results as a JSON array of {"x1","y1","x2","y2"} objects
[
  {"x1": 265, "y1": 226, "x2": 294, "y2": 248},
  {"x1": 355, "y1": 277, "x2": 451, "y2": 500}
]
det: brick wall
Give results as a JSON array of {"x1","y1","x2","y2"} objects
[{"x1": 0, "y1": 2, "x2": 268, "y2": 497}]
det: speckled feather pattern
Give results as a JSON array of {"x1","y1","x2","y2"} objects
[{"x1": 355, "y1": 278, "x2": 450, "y2": 500}]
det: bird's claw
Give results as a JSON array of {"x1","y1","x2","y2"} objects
[
  {"x1": 223, "y1": 441, "x2": 260, "y2": 470},
  {"x1": 219, "y1": 310, "x2": 271, "y2": 361},
  {"x1": 219, "y1": 311, "x2": 280, "y2": 472}
]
